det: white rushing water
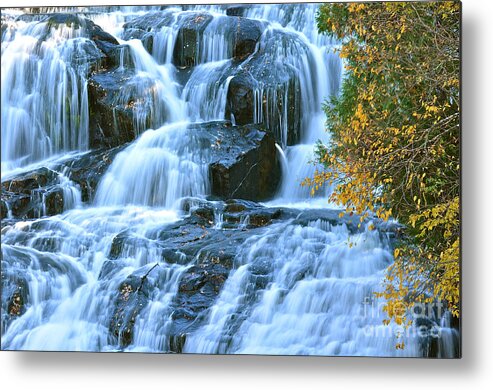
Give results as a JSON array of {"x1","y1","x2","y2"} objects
[
  {"x1": 0, "y1": 4, "x2": 458, "y2": 356},
  {"x1": 1, "y1": 18, "x2": 90, "y2": 172},
  {"x1": 95, "y1": 121, "x2": 210, "y2": 208},
  {"x1": 184, "y1": 221, "x2": 416, "y2": 356}
]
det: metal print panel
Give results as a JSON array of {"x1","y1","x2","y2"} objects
[{"x1": 0, "y1": 1, "x2": 461, "y2": 357}]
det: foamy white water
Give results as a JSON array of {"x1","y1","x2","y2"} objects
[{"x1": 0, "y1": 4, "x2": 458, "y2": 357}]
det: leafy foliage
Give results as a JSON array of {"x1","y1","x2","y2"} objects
[{"x1": 306, "y1": 1, "x2": 460, "y2": 329}]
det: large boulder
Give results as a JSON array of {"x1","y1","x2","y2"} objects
[
  {"x1": 172, "y1": 14, "x2": 263, "y2": 66},
  {"x1": 109, "y1": 272, "x2": 153, "y2": 348},
  {"x1": 63, "y1": 147, "x2": 124, "y2": 202},
  {"x1": 88, "y1": 67, "x2": 176, "y2": 148},
  {"x1": 87, "y1": 70, "x2": 137, "y2": 149},
  {"x1": 103, "y1": 198, "x2": 286, "y2": 351},
  {"x1": 225, "y1": 72, "x2": 257, "y2": 126},
  {"x1": 225, "y1": 5, "x2": 248, "y2": 17},
  {"x1": 225, "y1": 30, "x2": 303, "y2": 146},
  {"x1": 232, "y1": 17, "x2": 264, "y2": 60},
  {"x1": 172, "y1": 12, "x2": 214, "y2": 68},
  {"x1": 1, "y1": 168, "x2": 65, "y2": 220},
  {"x1": 189, "y1": 121, "x2": 281, "y2": 201}
]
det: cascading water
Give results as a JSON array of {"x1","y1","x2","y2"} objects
[
  {"x1": 1, "y1": 16, "x2": 91, "y2": 171},
  {"x1": 117, "y1": 38, "x2": 187, "y2": 135},
  {"x1": 184, "y1": 221, "x2": 417, "y2": 356},
  {"x1": 182, "y1": 60, "x2": 234, "y2": 122},
  {"x1": 1, "y1": 4, "x2": 459, "y2": 357},
  {"x1": 95, "y1": 121, "x2": 210, "y2": 208}
]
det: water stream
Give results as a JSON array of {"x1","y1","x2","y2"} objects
[{"x1": 1, "y1": 4, "x2": 458, "y2": 356}]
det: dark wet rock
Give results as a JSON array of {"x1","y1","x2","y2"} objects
[
  {"x1": 166, "y1": 233, "x2": 250, "y2": 350},
  {"x1": 43, "y1": 188, "x2": 65, "y2": 215},
  {"x1": 226, "y1": 30, "x2": 303, "y2": 146},
  {"x1": 88, "y1": 65, "x2": 172, "y2": 148},
  {"x1": 191, "y1": 206, "x2": 215, "y2": 222},
  {"x1": 208, "y1": 129, "x2": 280, "y2": 201},
  {"x1": 124, "y1": 10, "x2": 263, "y2": 67},
  {"x1": 123, "y1": 10, "x2": 176, "y2": 35},
  {"x1": 106, "y1": 208, "x2": 217, "y2": 266},
  {"x1": 226, "y1": 5, "x2": 248, "y2": 17},
  {"x1": 416, "y1": 316, "x2": 441, "y2": 358},
  {"x1": 107, "y1": 231, "x2": 156, "y2": 262},
  {"x1": 102, "y1": 202, "x2": 267, "y2": 352},
  {"x1": 1, "y1": 257, "x2": 29, "y2": 334},
  {"x1": 173, "y1": 12, "x2": 213, "y2": 68},
  {"x1": 186, "y1": 121, "x2": 281, "y2": 201},
  {"x1": 225, "y1": 72, "x2": 256, "y2": 125},
  {"x1": 109, "y1": 272, "x2": 153, "y2": 348},
  {"x1": 1, "y1": 168, "x2": 65, "y2": 219},
  {"x1": 233, "y1": 17, "x2": 263, "y2": 60},
  {"x1": 7, "y1": 289, "x2": 25, "y2": 317},
  {"x1": 249, "y1": 256, "x2": 274, "y2": 290},
  {"x1": 1, "y1": 147, "x2": 121, "y2": 220},
  {"x1": 122, "y1": 10, "x2": 177, "y2": 54},
  {"x1": 2, "y1": 168, "x2": 58, "y2": 193},
  {"x1": 224, "y1": 200, "x2": 248, "y2": 213},
  {"x1": 217, "y1": 200, "x2": 285, "y2": 229},
  {"x1": 417, "y1": 309, "x2": 460, "y2": 358},
  {"x1": 1, "y1": 275, "x2": 28, "y2": 335},
  {"x1": 178, "y1": 261, "x2": 229, "y2": 295},
  {"x1": 1, "y1": 244, "x2": 87, "y2": 335},
  {"x1": 169, "y1": 257, "x2": 230, "y2": 348},
  {"x1": 87, "y1": 70, "x2": 136, "y2": 148},
  {"x1": 1, "y1": 188, "x2": 40, "y2": 221},
  {"x1": 64, "y1": 147, "x2": 123, "y2": 202}
]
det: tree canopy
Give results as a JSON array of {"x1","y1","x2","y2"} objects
[{"x1": 307, "y1": 1, "x2": 461, "y2": 337}]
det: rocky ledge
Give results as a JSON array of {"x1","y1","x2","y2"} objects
[{"x1": 1, "y1": 121, "x2": 281, "y2": 220}]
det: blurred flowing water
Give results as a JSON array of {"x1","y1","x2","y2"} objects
[{"x1": 0, "y1": 4, "x2": 458, "y2": 356}]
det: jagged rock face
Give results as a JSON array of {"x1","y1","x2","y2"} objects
[
  {"x1": 225, "y1": 72, "x2": 257, "y2": 126},
  {"x1": 1, "y1": 168, "x2": 64, "y2": 220},
  {"x1": 109, "y1": 274, "x2": 151, "y2": 348},
  {"x1": 226, "y1": 64, "x2": 301, "y2": 146},
  {"x1": 8, "y1": 14, "x2": 139, "y2": 151},
  {"x1": 172, "y1": 12, "x2": 214, "y2": 68},
  {"x1": 100, "y1": 198, "x2": 287, "y2": 350},
  {"x1": 121, "y1": 10, "x2": 177, "y2": 54}
]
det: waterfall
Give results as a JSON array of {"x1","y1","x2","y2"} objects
[
  {"x1": 183, "y1": 221, "x2": 419, "y2": 356},
  {"x1": 1, "y1": 17, "x2": 91, "y2": 172},
  {"x1": 123, "y1": 39, "x2": 187, "y2": 134},
  {"x1": 0, "y1": 4, "x2": 458, "y2": 357},
  {"x1": 1, "y1": 206, "x2": 180, "y2": 351},
  {"x1": 95, "y1": 121, "x2": 210, "y2": 208},
  {"x1": 182, "y1": 60, "x2": 234, "y2": 122}
]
